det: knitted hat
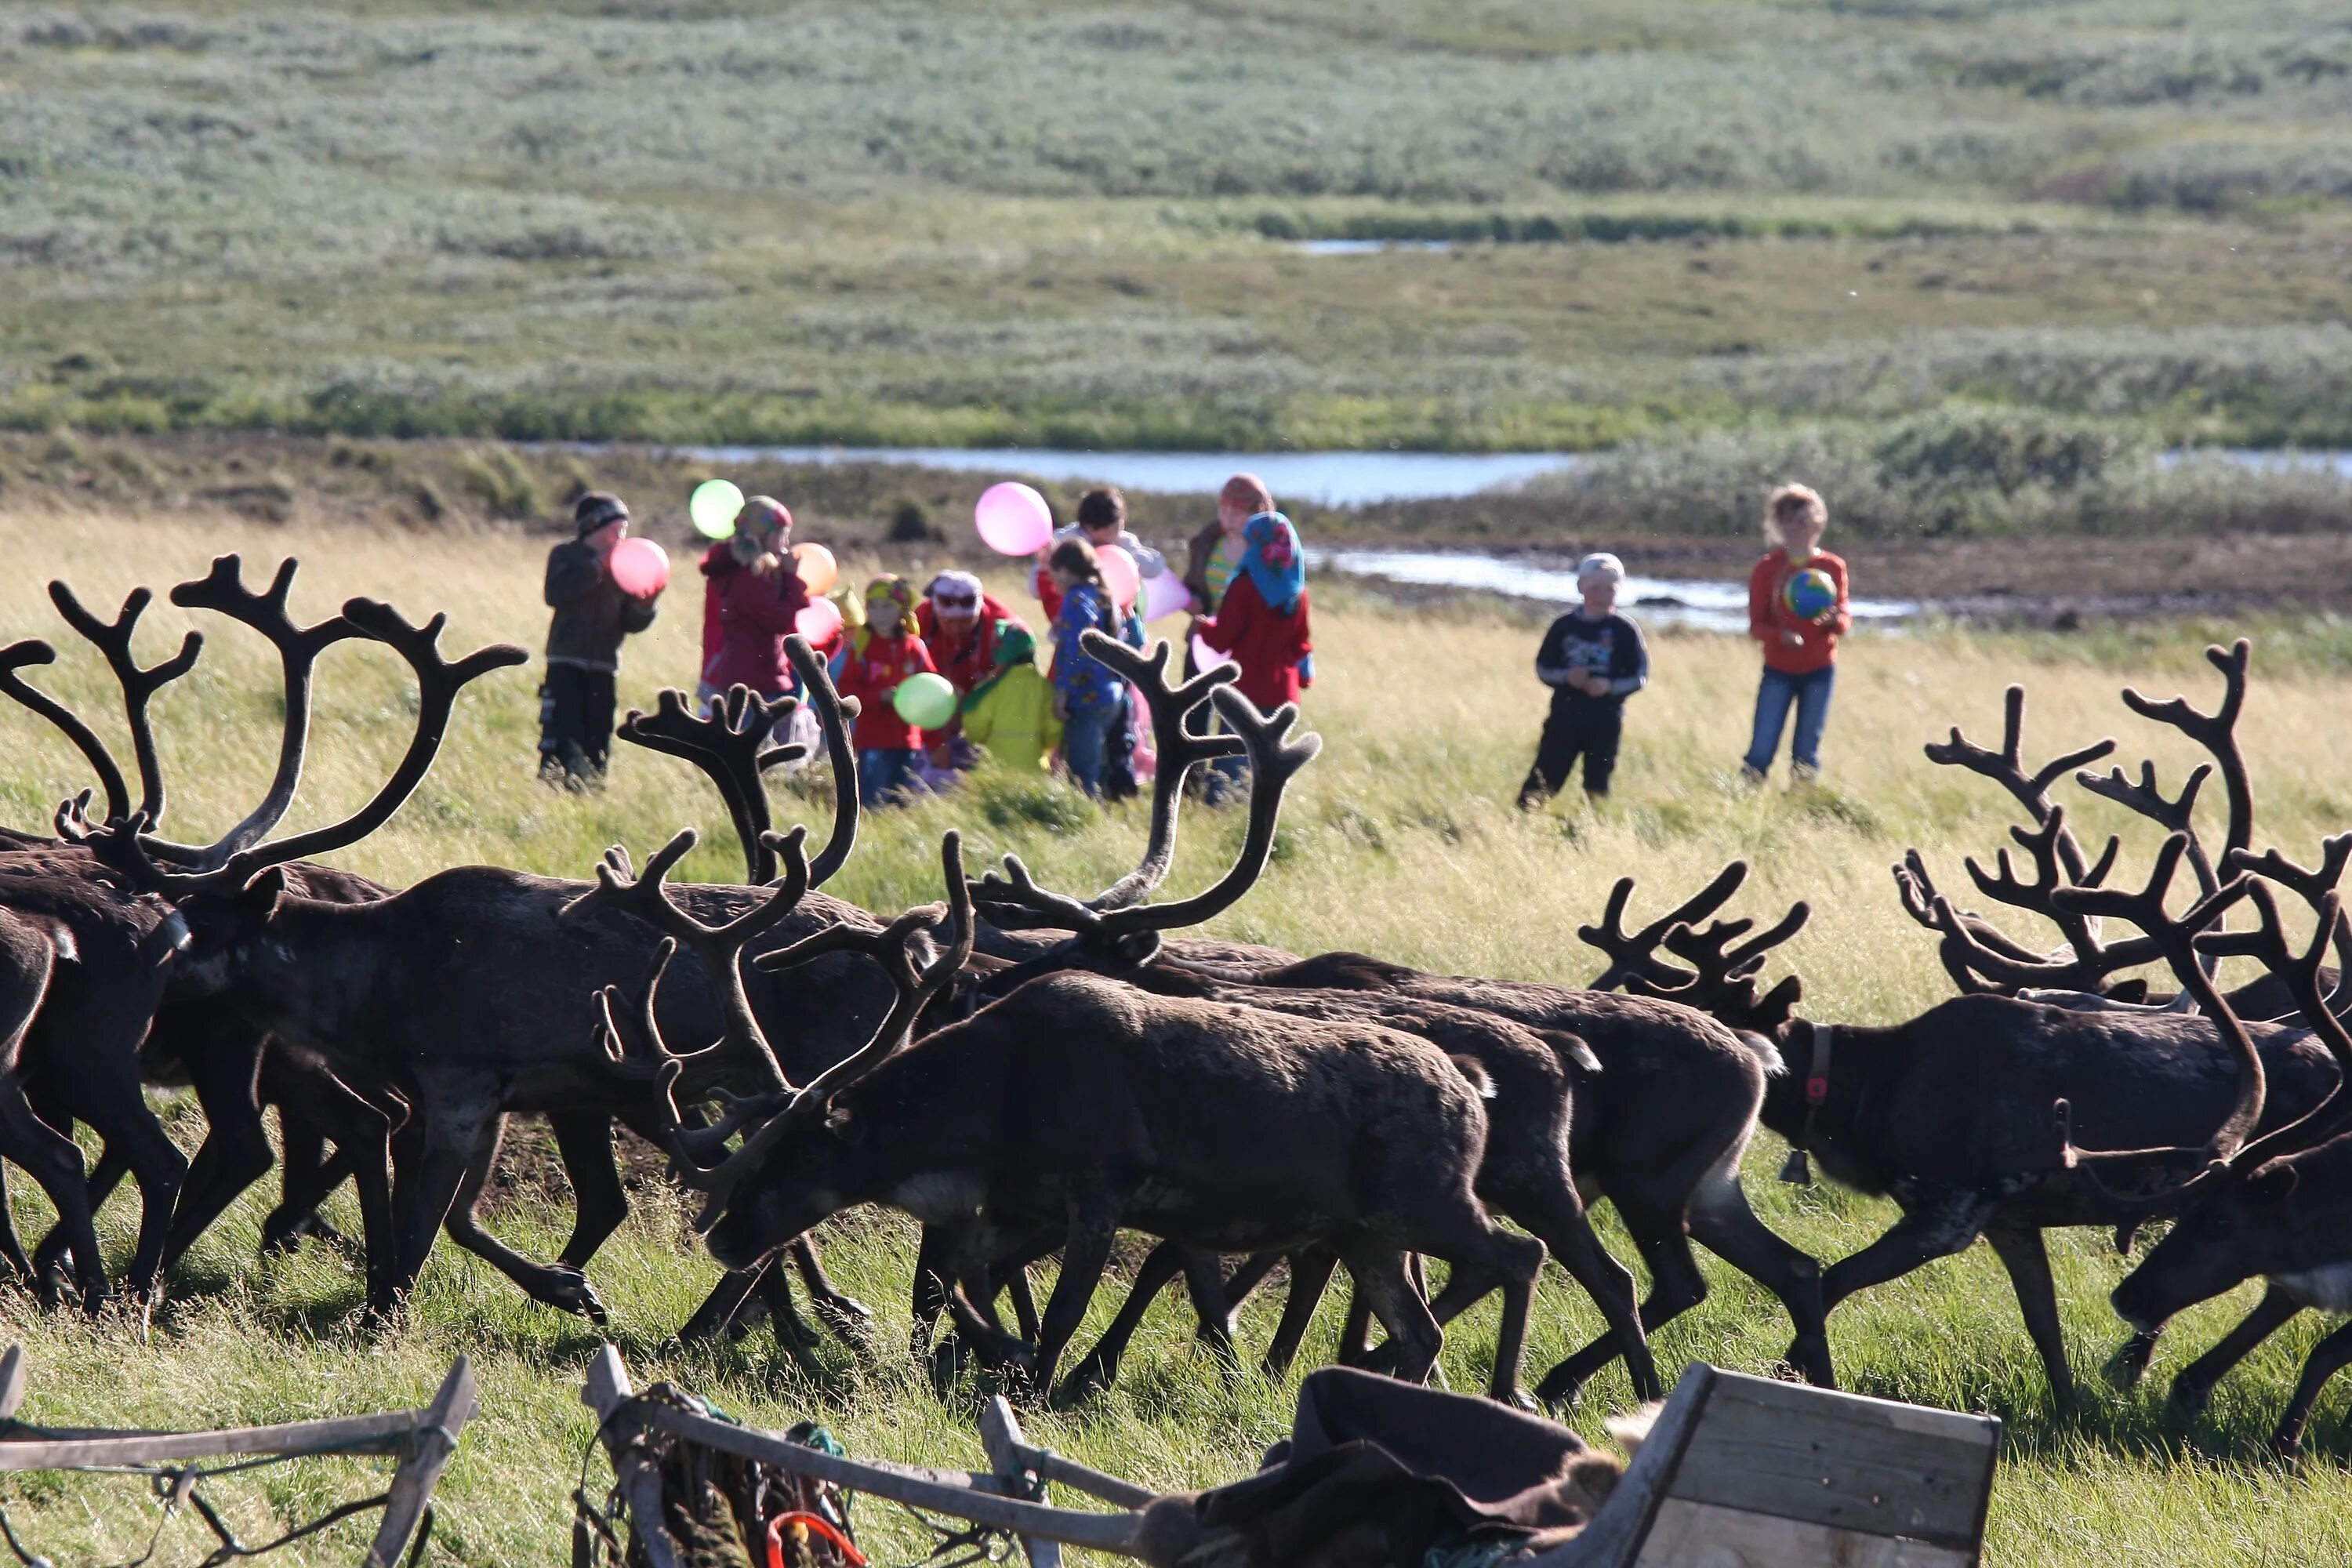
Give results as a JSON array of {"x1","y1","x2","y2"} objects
[
  {"x1": 574, "y1": 492, "x2": 629, "y2": 536},
  {"x1": 993, "y1": 622, "x2": 1036, "y2": 666},
  {"x1": 735, "y1": 495, "x2": 792, "y2": 540},
  {"x1": 1576, "y1": 552, "x2": 1625, "y2": 585}
]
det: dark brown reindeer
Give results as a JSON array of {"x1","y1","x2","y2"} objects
[
  {"x1": 2103, "y1": 839, "x2": 2352, "y2": 1451},
  {"x1": 1585, "y1": 642, "x2": 2352, "y2": 1410},
  {"x1": 141, "y1": 637, "x2": 935, "y2": 1330},
  {"x1": 0, "y1": 557, "x2": 517, "y2": 1312},
  {"x1": 1140, "y1": 917, "x2": 1830, "y2": 1405},
  {"x1": 593, "y1": 821, "x2": 1553, "y2": 1404}
]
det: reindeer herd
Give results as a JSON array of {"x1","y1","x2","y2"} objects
[{"x1": 3, "y1": 555, "x2": 2352, "y2": 1456}]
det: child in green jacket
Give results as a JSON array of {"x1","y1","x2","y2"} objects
[{"x1": 960, "y1": 623, "x2": 1061, "y2": 774}]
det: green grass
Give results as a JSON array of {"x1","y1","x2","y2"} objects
[
  {"x1": 5, "y1": 505, "x2": 2352, "y2": 1562},
  {"x1": 5, "y1": 2, "x2": 2352, "y2": 452}
]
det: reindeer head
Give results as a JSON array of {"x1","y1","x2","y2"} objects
[{"x1": 569, "y1": 826, "x2": 975, "y2": 1270}]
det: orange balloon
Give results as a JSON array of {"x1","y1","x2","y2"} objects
[{"x1": 793, "y1": 542, "x2": 839, "y2": 596}]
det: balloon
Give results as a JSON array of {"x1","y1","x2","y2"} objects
[
  {"x1": 1098, "y1": 545, "x2": 1141, "y2": 610},
  {"x1": 608, "y1": 537, "x2": 670, "y2": 598},
  {"x1": 1140, "y1": 568, "x2": 1194, "y2": 622},
  {"x1": 792, "y1": 542, "x2": 838, "y2": 596},
  {"x1": 892, "y1": 671, "x2": 959, "y2": 730},
  {"x1": 975, "y1": 481, "x2": 1054, "y2": 556},
  {"x1": 795, "y1": 596, "x2": 844, "y2": 644},
  {"x1": 690, "y1": 479, "x2": 745, "y2": 539},
  {"x1": 1191, "y1": 632, "x2": 1235, "y2": 673}
]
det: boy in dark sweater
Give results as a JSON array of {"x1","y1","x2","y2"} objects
[
  {"x1": 1517, "y1": 552, "x2": 1649, "y2": 806},
  {"x1": 539, "y1": 491, "x2": 660, "y2": 788}
]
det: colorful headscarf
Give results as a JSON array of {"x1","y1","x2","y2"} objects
[
  {"x1": 1240, "y1": 511, "x2": 1305, "y2": 615},
  {"x1": 853, "y1": 575, "x2": 920, "y2": 653},
  {"x1": 961, "y1": 622, "x2": 1037, "y2": 713}
]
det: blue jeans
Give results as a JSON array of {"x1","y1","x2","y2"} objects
[
  {"x1": 1062, "y1": 702, "x2": 1120, "y2": 798},
  {"x1": 1744, "y1": 665, "x2": 1835, "y2": 776},
  {"x1": 859, "y1": 747, "x2": 920, "y2": 808}
]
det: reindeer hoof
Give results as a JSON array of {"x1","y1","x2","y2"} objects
[
  {"x1": 2269, "y1": 1432, "x2": 2306, "y2": 1461},
  {"x1": 2170, "y1": 1377, "x2": 2214, "y2": 1416},
  {"x1": 1502, "y1": 1386, "x2": 1540, "y2": 1414},
  {"x1": 1054, "y1": 1359, "x2": 1115, "y2": 1406},
  {"x1": 928, "y1": 1338, "x2": 969, "y2": 1397},
  {"x1": 2107, "y1": 1343, "x2": 2155, "y2": 1390},
  {"x1": 546, "y1": 1268, "x2": 611, "y2": 1327}
]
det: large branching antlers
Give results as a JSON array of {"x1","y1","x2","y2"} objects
[
  {"x1": 615, "y1": 637, "x2": 862, "y2": 887},
  {"x1": 561, "y1": 826, "x2": 816, "y2": 1093},
  {"x1": 579, "y1": 832, "x2": 975, "y2": 1232},
  {"x1": 969, "y1": 643, "x2": 1319, "y2": 963},
  {"x1": 1580, "y1": 862, "x2": 1809, "y2": 1033}
]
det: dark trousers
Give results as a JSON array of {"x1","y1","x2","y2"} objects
[
  {"x1": 539, "y1": 663, "x2": 615, "y2": 773},
  {"x1": 1520, "y1": 700, "x2": 1623, "y2": 803},
  {"x1": 1102, "y1": 688, "x2": 1140, "y2": 802}
]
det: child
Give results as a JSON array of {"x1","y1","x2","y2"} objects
[
  {"x1": 959, "y1": 622, "x2": 1060, "y2": 774},
  {"x1": 834, "y1": 575, "x2": 938, "y2": 808},
  {"x1": 1517, "y1": 553, "x2": 1648, "y2": 807},
  {"x1": 1741, "y1": 483, "x2": 1851, "y2": 783},
  {"x1": 1192, "y1": 510, "x2": 1312, "y2": 805},
  {"x1": 697, "y1": 495, "x2": 807, "y2": 717},
  {"x1": 539, "y1": 491, "x2": 660, "y2": 788},
  {"x1": 1046, "y1": 539, "x2": 1125, "y2": 798}
]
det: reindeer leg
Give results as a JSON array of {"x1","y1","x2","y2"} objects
[
  {"x1": 755, "y1": 1254, "x2": 833, "y2": 1372},
  {"x1": 0, "y1": 1165, "x2": 33, "y2": 1287},
  {"x1": 1543, "y1": 1188, "x2": 1711, "y2": 1408},
  {"x1": 1338, "y1": 1279, "x2": 1376, "y2": 1365},
  {"x1": 1984, "y1": 1221, "x2": 2076, "y2": 1412},
  {"x1": 1341, "y1": 1243, "x2": 1444, "y2": 1386},
  {"x1": 1036, "y1": 1195, "x2": 1127, "y2": 1405},
  {"x1": 1181, "y1": 1249, "x2": 1241, "y2": 1367},
  {"x1": 262, "y1": 1107, "x2": 339, "y2": 1256},
  {"x1": 1687, "y1": 1166, "x2": 1834, "y2": 1388},
  {"x1": 440, "y1": 1114, "x2": 610, "y2": 1324},
  {"x1": 550, "y1": 1111, "x2": 627, "y2": 1271},
  {"x1": 1406, "y1": 1232, "x2": 1548, "y2": 1405},
  {"x1": 1819, "y1": 1189, "x2": 1998, "y2": 1314},
  {"x1": 0, "y1": 1080, "x2": 107, "y2": 1312},
  {"x1": 31, "y1": 1143, "x2": 125, "y2": 1290},
  {"x1": 58, "y1": 1025, "x2": 187, "y2": 1320},
  {"x1": 1262, "y1": 1247, "x2": 1340, "y2": 1378},
  {"x1": 158, "y1": 1022, "x2": 274, "y2": 1272},
  {"x1": 1061, "y1": 1242, "x2": 1196, "y2": 1400},
  {"x1": 789, "y1": 1236, "x2": 875, "y2": 1344},
  {"x1": 678, "y1": 1265, "x2": 769, "y2": 1344},
  {"x1": 387, "y1": 1102, "x2": 488, "y2": 1305},
  {"x1": 1493, "y1": 1178, "x2": 1661, "y2": 1404},
  {"x1": 1000, "y1": 1254, "x2": 1043, "y2": 1344},
  {"x1": 2171, "y1": 1287, "x2": 2304, "y2": 1414},
  {"x1": 2272, "y1": 1319, "x2": 2352, "y2": 1457},
  {"x1": 1221, "y1": 1249, "x2": 1287, "y2": 1317}
]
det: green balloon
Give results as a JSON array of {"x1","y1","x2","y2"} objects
[
  {"x1": 892, "y1": 671, "x2": 959, "y2": 729},
  {"x1": 690, "y1": 479, "x2": 745, "y2": 539}
]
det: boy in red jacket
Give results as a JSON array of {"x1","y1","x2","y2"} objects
[
  {"x1": 834, "y1": 575, "x2": 938, "y2": 807},
  {"x1": 1740, "y1": 483, "x2": 1851, "y2": 782}
]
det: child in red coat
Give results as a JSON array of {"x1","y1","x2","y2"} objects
[
  {"x1": 1740, "y1": 483, "x2": 1852, "y2": 782},
  {"x1": 1192, "y1": 511, "x2": 1311, "y2": 804},
  {"x1": 834, "y1": 575, "x2": 938, "y2": 807}
]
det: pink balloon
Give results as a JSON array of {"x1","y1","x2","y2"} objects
[
  {"x1": 1191, "y1": 631, "x2": 1234, "y2": 673},
  {"x1": 975, "y1": 481, "x2": 1054, "y2": 557},
  {"x1": 1098, "y1": 545, "x2": 1141, "y2": 610},
  {"x1": 1140, "y1": 568, "x2": 1193, "y2": 622},
  {"x1": 796, "y1": 596, "x2": 844, "y2": 644},
  {"x1": 608, "y1": 536, "x2": 670, "y2": 598}
]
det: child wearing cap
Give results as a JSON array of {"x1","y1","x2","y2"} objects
[
  {"x1": 1517, "y1": 552, "x2": 1648, "y2": 807},
  {"x1": 959, "y1": 622, "x2": 1061, "y2": 775},
  {"x1": 539, "y1": 491, "x2": 661, "y2": 789},
  {"x1": 834, "y1": 575, "x2": 939, "y2": 808}
]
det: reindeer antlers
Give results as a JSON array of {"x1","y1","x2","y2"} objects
[{"x1": 1580, "y1": 862, "x2": 1811, "y2": 1034}]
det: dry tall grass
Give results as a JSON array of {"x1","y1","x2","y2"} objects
[{"x1": 2, "y1": 505, "x2": 2351, "y2": 1565}]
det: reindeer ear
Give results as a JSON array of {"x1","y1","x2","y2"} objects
[{"x1": 2250, "y1": 1162, "x2": 2300, "y2": 1202}]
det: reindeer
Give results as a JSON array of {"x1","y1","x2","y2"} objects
[
  {"x1": 1581, "y1": 646, "x2": 2351, "y2": 1408},
  {"x1": 0, "y1": 557, "x2": 518, "y2": 1311},
  {"x1": 2103, "y1": 839, "x2": 2352, "y2": 1451},
  {"x1": 583, "y1": 808, "x2": 1553, "y2": 1404}
]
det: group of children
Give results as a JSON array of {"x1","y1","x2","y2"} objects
[
  {"x1": 539, "y1": 474, "x2": 1845, "y2": 811},
  {"x1": 1516, "y1": 482, "x2": 1853, "y2": 805},
  {"x1": 535, "y1": 474, "x2": 1316, "y2": 808}
]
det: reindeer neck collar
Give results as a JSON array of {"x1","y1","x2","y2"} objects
[{"x1": 1779, "y1": 1022, "x2": 1835, "y2": 1185}]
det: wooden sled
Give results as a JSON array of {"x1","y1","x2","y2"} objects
[
  {"x1": 0, "y1": 1344, "x2": 477, "y2": 1568},
  {"x1": 583, "y1": 1350, "x2": 1998, "y2": 1568}
]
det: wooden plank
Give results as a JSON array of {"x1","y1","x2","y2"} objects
[
  {"x1": 644, "y1": 1406, "x2": 1144, "y2": 1555},
  {"x1": 1031, "y1": 1450, "x2": 1157, "y2": 1512},
  {"x1": 1494, "y1": 1363, "x2": 1720, "y2": 1568},
  {"x1": 582, "y1": 1345, "x2": 682, "y2": 1568},
  {"x1": 0, "y1": 1410, "x2": 421, "y2": 1471},
  {"x1": 982, "y1": 1396, "x2": 1063, "y2": 1568},
  {"x1": 365, "y1": 1357, "x2": 477, "y2": 1568},
  {"x1": 0, "y1": 1347, "x2": 24, "y2": 1423},
  {"x1": 1665, "y1": 1374, "x2": 1998, "y2": 1549},
  {"x1": 1632, "y1": 1497, "x2": 1976, "y2": 1568}
]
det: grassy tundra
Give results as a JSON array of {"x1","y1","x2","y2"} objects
[
  {"x1": 5, "y1": 0, "x2": 2352, "y2": 460},
  {"x1": 2, "y1": 505, "x2": 2352, "y2": 1563}
]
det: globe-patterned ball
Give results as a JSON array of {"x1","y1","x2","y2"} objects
[{"x1": 1784, "y1": 567, "x2": 1837, "y2": 621}]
